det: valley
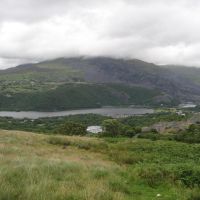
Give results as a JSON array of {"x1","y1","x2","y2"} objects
[
  {"x1": 1, "y1": 1, "x2": 200, "y2": 199},
  {"x1": 0, "y1": 57, "x2": 200, "y2": 200}
]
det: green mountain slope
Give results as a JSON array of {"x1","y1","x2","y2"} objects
[
  {"x1": 0, "y1": 83, "x2": 161, "y2": 111},
  {"x1": 164, "y1": 65, "x2": 200, "y2": 84},
  {"x1": 0, "y1": 57, "x2": 200, "y2": 110}
]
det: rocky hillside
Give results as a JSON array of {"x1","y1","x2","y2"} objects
[{"x1": 0, "y1": 57, "x2": 200, "y2": 110}]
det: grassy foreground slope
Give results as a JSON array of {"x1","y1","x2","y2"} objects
[{"x1": 0, "y1": 130, "x2": 200, "y2": 200}]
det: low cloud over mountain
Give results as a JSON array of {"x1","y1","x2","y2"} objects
[{"x1": 1, "y1": 0, "x2": 200, "y2": 68}]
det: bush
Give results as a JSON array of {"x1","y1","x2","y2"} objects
[
  {"x1": 102, "y1": 119, "x2": 123, "y2": 137},
  {"x1": 138, "y1": 167, "x2": 170, "y2": 187},
  {"x1": 102, "y1": 119, "x2": 142, "y2": 138},
  {"x1": 47, "y1": 136, "x2": 71, "y2": 146},
  {"x1": 124, "y1": 128, "x2": 136, "y2": 137},
  {"x1": 188, "y1": 189, "x2": 200, "y2": 200},
  {"x1": 138, "y1": 132, "x2": 160, "y2": 141},
  {"x1": 177, "y1": 168, "x2": 200, "y2": 187},
  {"x1": 174, "y1": 124, "x2": 200, "y2": 144},
  {"x1": 57, "y1": 122, "x2": 87, "y2": 136},
  {"x1": 109, "y1": 151, "x2": 143, "y2": 165}
]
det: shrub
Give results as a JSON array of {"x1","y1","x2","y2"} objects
[
  {"x1": 177, "y1": 168, "x2": 200, "y2": 187},
  {"x1": 138, "y1": 132, "x2": 160, "y2": 141},
  {"x1": 57, "y1": 122, "x2": 87, "y2": 136},
  {"x1": 124, "y1": 128, "x2": 136, "y2": 137},
  {"x1": 173, "y1": 123, "x2": 200, "y2": 144},
  {"x1": 47, "y1": 136, "x2": 71, "y2": 146},
  {"x1": 102, "y1": 119, "x2": 123, "y2": 137},
  {"x1": 108, "y1": 177, "x2": 131, "y2": 194},
  {"x1": 138, "y1": 167, "x2": 170, "y2": 187},
  {"x1": 188, "y1": 189, "x2": 200, "y2": 200},
  {"x1": 109, "y1": 151, "x2": 143, "y2": 165}
]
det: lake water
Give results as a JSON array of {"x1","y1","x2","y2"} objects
[{"x1": 0, "y1": 107, "x2": 154, "y2": 119}]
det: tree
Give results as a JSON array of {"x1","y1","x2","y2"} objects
[
  {"x1": 123, "y1": 126, "x2": 142, "y2": 137},
  {"x1": 57, "y1": 122, "x2": 87, "y2": 136},
  {"x1": 102, "y1": 119, "x2": 123, "y2": 136},
  {"x1": 124, "y1": 128, "x2": 136, "y2": 137}
]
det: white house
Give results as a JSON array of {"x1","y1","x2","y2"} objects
[{"x1": 87, "y1": 126, "x2": 103, "y2": 134}]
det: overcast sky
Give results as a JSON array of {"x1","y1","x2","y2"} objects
[{"x1": 0, "y1": 0, "x2": 200, "y2": 68}]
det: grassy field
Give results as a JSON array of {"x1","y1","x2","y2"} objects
[{"x1": 0, "y1": 130, "x2": 199, "y2": 200}]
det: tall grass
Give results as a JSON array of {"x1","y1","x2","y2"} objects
[{"x1": 0, "y1": 130, "x2": 199, "y2": 199}]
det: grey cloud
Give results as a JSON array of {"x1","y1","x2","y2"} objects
[
  {"x1": 0, "y1": 0, "x2": 200, "y2": 68},
  {"x1": 0, "y1": 0, "x2": 112, "y2": 22}
]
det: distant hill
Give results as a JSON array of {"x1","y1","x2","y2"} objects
[
  {"x1": 0, "y1": 83, "x2": 161, "y2": 111},
  {"x1": 164, "y1": 65, "x2": 200, "y2": 85},
  {"x1": 0, "y1": 57, "x2": 200, "y2": 110}
]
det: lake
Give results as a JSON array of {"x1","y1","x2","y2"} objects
[{"x1": 0, "y1": 107, "x2": 154, "y2": 119}]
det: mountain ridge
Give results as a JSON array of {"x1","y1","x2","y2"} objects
[{"x1": 0, "y1": 57, "x2": 199, "y2": 110}]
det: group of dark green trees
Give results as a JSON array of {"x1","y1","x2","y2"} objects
[
  {"x1": 57, "y1": 119, "x2": 141, "y2": 137},
  {"x1": 57, "y1": 122, "x2": 87, "y2": 136},
  {"x1": 102, "y1": 119, "x2": 141, "y2": 137},
  {"x1": 174, "y1": 123, "x2": 200, "y2": 143}
]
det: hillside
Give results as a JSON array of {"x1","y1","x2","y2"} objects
[
  {"x1": 0, "y1": 57, "x2": 200, "y2": 110},
  {"x1": 0, "y1": 83, "x2": 160, "y2": 111},
  {"x1": 0, "y1": 130, "x2": 200, "y2": 199},
  {"x1": 164, "y1": 65, "x2": 200, "y2": 85}
]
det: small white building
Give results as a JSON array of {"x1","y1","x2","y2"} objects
[
  {"x1": 179, "y1": 103, "x2": 196, "y2": 108},
  {"x1": 176, "y1": 110, "x2": 186, "y2": 116},
  {"x1": 87, "y1": 126, "x2": 103, "y2": 134}
]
